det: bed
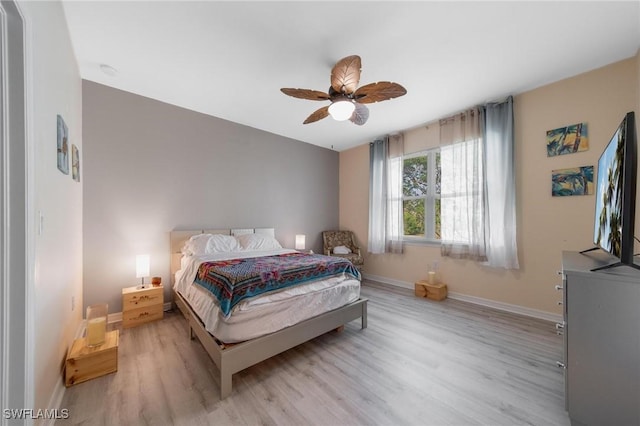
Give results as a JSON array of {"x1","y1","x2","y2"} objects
[{"x1": 170, "y1": 228, "x2": 368, "y2": 398}]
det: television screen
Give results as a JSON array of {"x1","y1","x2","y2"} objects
[
  {"x1": 592, "y1": 112, "x2": 637, "y2": 268},
  {"x1": 594, "y1": 125, "x2": 624, "y2": 256}
]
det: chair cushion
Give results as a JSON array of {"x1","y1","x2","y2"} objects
[{"x1": 333, "y1": 245, "x2": 352, "y2": 254}]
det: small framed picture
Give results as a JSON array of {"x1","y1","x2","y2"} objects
[
  {"x1": 57, "y1": 115, "x2": 69, "y2": 174},
  {"x1": 72, "y1": 144, "x2": 80, "y2": 182}
]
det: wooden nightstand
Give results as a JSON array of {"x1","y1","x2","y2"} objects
[
  {"x1": 122, "y1": 285, "x2": 164, "y2": 328},
  {"x1": 65, "y1": 330, "x2": 118, "y2": 387}
]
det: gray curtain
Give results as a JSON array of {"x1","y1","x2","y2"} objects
[
  {"x1": 368, "y1": 135, "x2": 404, "y2": 254},
  {"x1": 483, "y1": 96, "x2": 519, "y2": 269},
  {"x1": 368, "y1": 138, "x2": 388, "y2": 254}
]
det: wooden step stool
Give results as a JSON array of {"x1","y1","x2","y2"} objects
[
  {"x1": 65, "y1": 330, "x2": 118, "y2": 386},
  {"x1": 415, "y1": 280, "x2": 448, "y2": 301}
]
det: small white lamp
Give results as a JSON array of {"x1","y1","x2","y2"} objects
[
  {"x1": 295, "y1": 234, "x2": 306, "y2": 250},
  {"x1": 136, "y1": 254, "x2": 150, "y2": 288}
]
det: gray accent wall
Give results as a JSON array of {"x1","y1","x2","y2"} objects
[{"x1": 83, "y1": 81, "x2": 339, "y2": 312}]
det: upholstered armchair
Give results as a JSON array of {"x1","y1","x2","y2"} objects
[{"x1": 322, "y1": 230, "x2": 364, "y2": 269}]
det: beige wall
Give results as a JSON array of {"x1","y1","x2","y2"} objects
[
  {"x1": 340, "y1": 56, "x2": 639, "y2": 318},
  {"x1": 18, "y1": 0, "x2": 84, "y2": 412}
]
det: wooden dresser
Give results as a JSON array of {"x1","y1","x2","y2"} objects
[{"x1": 122, "y1": 285, "x2": 164, "y2": 328}]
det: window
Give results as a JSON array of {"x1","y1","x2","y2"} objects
[{"x1": 402, "y1": 148, "x2": 441, "y2": 242}]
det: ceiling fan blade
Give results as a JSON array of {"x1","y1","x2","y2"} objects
[
  {"x1": 330, "y1": 55, "x2": 361, "y2": 95},
  {"x1": 350, "y1": 103, "x2": 369, "y2": 126},
  {"x1": 303, "y1": 106, "x2": 330, "y2": 124},
  {"x1": 281, "y1": 88, "x2": 330, "y2": 101},
  {"x1": 353, "y1": 81, "x2": 407, "y2": 104}
]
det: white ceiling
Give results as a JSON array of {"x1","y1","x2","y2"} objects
[{"x1": 62, "y1": 1, "x2": 640, "y2": 152}]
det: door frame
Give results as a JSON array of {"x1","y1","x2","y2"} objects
[{"x1": 1, "y1": 0, "x2": 34, "y2": 421}]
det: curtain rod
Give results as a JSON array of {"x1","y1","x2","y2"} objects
[{"x1": 370, "y1": 95, "x2": 512, "y2": 142}]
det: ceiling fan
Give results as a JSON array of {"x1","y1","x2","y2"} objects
[{"x1": 280, "y1": 55, "x2": 407, "y2": 126}]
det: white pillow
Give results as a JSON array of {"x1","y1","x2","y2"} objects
[
  {"x1": 182, "y1": 233, "x2": 213, "y2": 256},
  {"x1": 333, "y1": 245, "x2": 352, "y2": 254},
  {"x1": 236, "y1": 233, "x2": 282, "y2": 251},
  {"x1": 206, "y1": 234, "x2": 241, "y2": 253}
]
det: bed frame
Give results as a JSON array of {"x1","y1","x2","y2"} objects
[{"x1": 170, "y1": 228, "x2": 368, "y2": 399}]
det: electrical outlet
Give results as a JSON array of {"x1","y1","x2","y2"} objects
[{"x1": 71, "y1": 296, "x2": 75, "y2": 311}]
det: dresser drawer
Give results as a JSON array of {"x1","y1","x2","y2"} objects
[
  {"x1": 122, "y1": 303, "x2": 163, "y2": 328},
  {"x1": 122, "y1": 286, "x2": 163, "y2": 310}
]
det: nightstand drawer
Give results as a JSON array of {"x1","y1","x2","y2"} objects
[
  {"x1": 122, "y1": 286, "x2": 163, "y2": 310},
  {"x1": 122, "y1": 303, "x2": 163, "y2": 328}
]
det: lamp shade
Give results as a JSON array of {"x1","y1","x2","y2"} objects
[
  {"x1": 328, "y1": 100, "x2": 355, "y2": 121},
  {"x1": 136, "y1": 254, "x2": 150, "y2": 278},
  {"x1": 295, "y1": 234, "x2": 306, "y2": 250}
]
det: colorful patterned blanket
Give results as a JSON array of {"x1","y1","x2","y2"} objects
[{"x1": 194, "y1": 252, "x2": 361, "y2": 317}]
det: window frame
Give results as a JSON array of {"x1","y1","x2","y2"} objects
[{"x1": 402, "y1": 147, "x2": 441, "y2": 244}]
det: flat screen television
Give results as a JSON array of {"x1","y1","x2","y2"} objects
[{"x1": 585, "y1": 111, "x2": 639, "y2": 271}]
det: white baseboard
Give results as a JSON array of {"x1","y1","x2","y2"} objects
[
  {"x1": 42, "y1": 379, "x2": 66, "y2": 426},
  {"x1": 363, "y1": 273, "x2": 562, "y2": 323},
  {"x1": 364, "y1": 273, "x2": 414, "y2": 291},
  {"x1": 45, "y1": 321, "x2": 87, "y2": 426}
]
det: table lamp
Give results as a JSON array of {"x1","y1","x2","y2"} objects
[{"x1": 136, "y1": 254, "x2": 150, "y2": 288}]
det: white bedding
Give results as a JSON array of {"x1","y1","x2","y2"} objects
[{"x1": 174, "y1": 249, "x2": 361, "y2": 343}]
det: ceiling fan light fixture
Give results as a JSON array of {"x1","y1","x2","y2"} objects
[
  {"x1": 281, "y1": 55, "x2": 406, "y2": 125},
  {"x1": 328, "y1": 99, "x2": 355, "y2": 121}
]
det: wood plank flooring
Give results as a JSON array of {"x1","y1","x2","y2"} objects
[{"x1": 57, "y1": 282, "x2": 570, "y2": 425}]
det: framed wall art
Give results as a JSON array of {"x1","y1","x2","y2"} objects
[
  {"x1": 546, "y1": 122, "x2": 588, "y2": 157},
  {"x1": 72, "y1": 144, "x2": 80, "y2": 182},
  {"x1": 57, "y1": 114, "x2": 69, "y2": 174},
  {"x1": 552, "y1": 165, "x2": 594, "y2": 196}
]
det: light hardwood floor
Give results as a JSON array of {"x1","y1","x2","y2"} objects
[{"x1": 57, "y1": 282, "x2": 570, "y2": 425}]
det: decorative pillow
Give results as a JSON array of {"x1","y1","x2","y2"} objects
[
  {"x1": 333, "y1": 245, "x2": 352, "y2": 254},
  {"x1": 182, "y1": 233, "x2": 213, "y2": 256},
  {"x1": 206, "y1": 234, "x2": 241, "y2": 253},
  {"x1": 237, "y1": 233, "x2": 282, "y2": 251}
]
